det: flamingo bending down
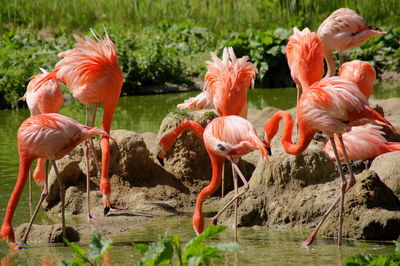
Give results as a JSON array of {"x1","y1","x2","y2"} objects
[
  {"x1": 324, "y1": 124, "x2": 400, "y2": 161},
  {"x1": 157, "y1": 115, "x2": 268, "y2": 235},
  {"x1": 0, "y1": 113, "x2": 109, "y2": 249},
  {"x1": 317, "y1": 8, "x2": 385, "y2": 77},
  {"x1": 263, "y1": 77, "x2": 395, "y2": 246},
  {"x1": 33, "y1": 31, "x2": 124, "y2": 218},
  {"x1": 178, "y1": 47, "x2": 257, "y2": 198},
  {"x1": 20, "y1": 68, "x2": 64, "y2": 207}
]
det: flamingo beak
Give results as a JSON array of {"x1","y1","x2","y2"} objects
[{"x1": 156, "y1": 146, "x2": 165, "y2": 166}]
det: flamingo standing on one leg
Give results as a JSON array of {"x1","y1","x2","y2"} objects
[
  {"x1": 317, "y1": 8, "x2": 385, "y2": 77},
  {"x1": 0, "y1": 113, "x2": 109, "y2": 249},
  {"x1": 20, "y1": 68, "x2": 64, "y2": 207},
  {"x1": 178, "y1": 47, "x2": 257, "y2": 203},
  {"x1": 324, "y1": 124, "x2": 400, "y2": 161},
  {"x1": 157, "y1": 115, "x2": 268, "y2": 235},
  {"x1": 33, "y1": 31, "x2": 124, "y2": 218}
]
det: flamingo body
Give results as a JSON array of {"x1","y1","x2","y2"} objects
[
  {"x1": 178, "y1": 47, "x2": 257, "y2": 119},
  {"x1": 158, "y1": 115, "x2": 267, "y2": 234},
  {"x1": 324, "y1": 124, "x2": 400, "y2": 161},
  {"x1": 338, "y1": 60, "x2": 376, "y2": 98},
  {"x1": 317, "y1": 8, "x2": 385, "y2": 77},
  {"x1": 33, "y1": 32, "x2": 123, "y2": 213},
  {"x1": 1, "y1": 113, "x2": 108, "y2": 245}
]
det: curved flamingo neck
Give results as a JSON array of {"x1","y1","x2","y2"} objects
[
  {"x1": 1, "y1": 156, "x2": 34, "y2": 242},
  {"x1": 159, "y1": 120, "x2": 205, "y2": 154},
  {"x1": 324, "y1": 49, "x2": 336, "y2": 78},
  {"x1": 192, "y1": 154, "x2": 225, "y2": 234},
  {"x1": 266, "y1": 111, "x2": 315, "y2": 155}
]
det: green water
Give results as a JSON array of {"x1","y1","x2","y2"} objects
[{"x1": 0, "y1": 86, "x2": 399, "y2": 264}]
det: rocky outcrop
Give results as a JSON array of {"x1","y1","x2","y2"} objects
[
  {"x1": 15, "y1": 224, "x2": 79, "y2": 244},
  {"x1": 370, "y1": 151, "x2": 400, "y2": 199}
]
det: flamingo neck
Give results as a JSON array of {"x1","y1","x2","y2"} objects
[
  {"x1": 1, "y1": 156, "x2": 34, "y2": 242},
  {"x1": 324, "y1": 49, "x2": 336, "y2": 78},
  {"x1": 192, "y1": 154, "x2": 224, "y2": 234},
  {"x1": 267, "y1": 111, "x2": 315, "y2": 155},
  {"x1": 159, "y1": 120, "x2": 205, "y2": 155}
]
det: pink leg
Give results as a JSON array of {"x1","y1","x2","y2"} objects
[
  {"x1": 212, "y1": 157, "x2": 248, "y2": 225},
  {"x1": 303, "y1": 136, "x2": 347, "y2": 246},
  {"x1": 52, "y1": 161, "x2": 66, "y2": 245},
  {"x1": 21, "y1": 160, "x2": 49, "y2": 244},
  {"x1": 84, "y1": 104, "x2": 96, "y2": 220},
  {"x1": 221, "y1": 164, "x2": 225, "y2": 198}
]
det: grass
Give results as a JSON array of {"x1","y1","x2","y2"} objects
[{"x1": 0, "y1": 0, "x2": 398, "y2": 35}]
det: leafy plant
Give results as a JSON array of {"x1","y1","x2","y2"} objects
[
  {"x1": 61, "y1": 234, "x2": 113, "y2": 266},
  {"x1": 134, "y1": 225, "x2": 239, "y2": 266},
  {"x1": 344, "y1": 237, "x2": 400, "y2": 266}
]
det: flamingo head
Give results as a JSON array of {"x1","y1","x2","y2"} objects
[{"x1": 192, "y1": 210, "x2": 205, "y2": 235}]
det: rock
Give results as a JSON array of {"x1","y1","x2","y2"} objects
[
  {"x1": 320, "y1": 170, "x2": 400, "y2": 240},
  {"x1": 15, "y1": 224, "x2": 79, "y2": 244},
  {"x1": 370, "y1": 151, "x2": 400, "y2": 199}
]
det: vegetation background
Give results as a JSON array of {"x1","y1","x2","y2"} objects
[{"x1": 0, "y1": 0, "x2": 399, "y2": 109}]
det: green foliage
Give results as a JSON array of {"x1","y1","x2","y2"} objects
[
  {"x1": 347, "y1": 27, "x2": 400, "y2": 75},
  {"x1": 218, "y1": 28, "x2": 292, "y2": 88},
  {"x1": 61, "y1": 234, "x2": 112, "y2": 266},
  {"x1": 344, "y1": 237, "x2": 400, "y2": 266},
  {"x1": 134, "y1": 225, "x2": 239, "y2": 266}
]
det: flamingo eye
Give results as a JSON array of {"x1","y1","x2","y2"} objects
[{"x1": 217, "y1": 144, "x2": 225, "y2": 151}]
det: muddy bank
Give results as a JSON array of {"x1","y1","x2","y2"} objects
[{"x1": 16, "y1": 98, "x2": 400, "y2": 244}]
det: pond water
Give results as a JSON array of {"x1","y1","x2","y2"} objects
[{"x1": 0, "y1": 86, "x2": 399, "y2": 264}]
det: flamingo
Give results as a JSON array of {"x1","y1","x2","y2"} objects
[
  {"x1": 33, "y1": 30, "x2": 124, "y2": 218},
  {"x1": 0, "y1": 113, "x2": 109, "y2": 249},
  {"x1": 324, "y1": 124, "x2": 400, "y2": 161},
  {"x1": 317, "y1": 8, "x2": 385, "y2": 77},
  {"x1": 265, "y1": 28, "x2": 394, "y2": 246},
  {"x1": 19, "y1": 68, "x2": 64, "y2": 207},
  {"x1": 338, "y1": 60, "x2": 376, "y2": 98},
  {"x1": 178, "y1": 47, "x2": 257, "y2": 199},
  {"x1": 178, "y1": 47, "x2": 257, "y2": 119},
  {"x1": 157, "y1": 115, "x2": 268, "y2": 234}
]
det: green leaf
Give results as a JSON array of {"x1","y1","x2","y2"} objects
[
  {"x1": 184, "y1": 225, "x2": 227, "y2": 249},
  {"x1": 87, "y1": 234, "x2": 113, "y2": 260},
  {"x1": 134, "y1": 243, "x2": 150, "y2": 256},
  {"x1": 137, "y1": 234, "x2": 174, "y2": 266}
]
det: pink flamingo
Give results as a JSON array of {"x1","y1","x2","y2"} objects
[
  {"x1": 20, "y1": 68, "x2": 64, "y2": 207},
  {"x1": 178, "y1": 47, "x2": 257, "y2": 198},
  {"x1": 266, "y1": 28, "x2": 394, "y2": 246},
  {"x1": 178, "y1": 47, "x2": 257, "y2": 119},
  {"x1": 338, "y1": 60, "x2": 376, "y2": 98},
  {"x1": 324, "y1": 124, "x2": 400, "y2": 161},
  {"x1": 0, "y1": 113, "x2": 109, "y2": 249},
  {"x1": 33, "y1": 31, "x2": 124, "y2": 218},
  {"x1": 157, "y1": 115, "x2": 268, "y2": 234},
  {"x1": 317, "y1": 8, "x2": 385, "y2": 77}
]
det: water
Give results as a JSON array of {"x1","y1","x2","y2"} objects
[{"x1": 0, "y1": 86, "x2": 399, "y2": 264}]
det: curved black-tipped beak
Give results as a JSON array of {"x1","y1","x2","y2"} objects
[
  {"x1": 104, "y1": 206, "x2": 110, "y2": 216},
  {"x1": 267, "y1": 147, "x2": 272, "y2": 156},
  {"x1": 157, "y1": 155, "x2": 164, "y2": 166}
]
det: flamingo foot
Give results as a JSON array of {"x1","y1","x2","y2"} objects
[
  {"x1": 87, "y1": 213, "x2": 99, "y2": 220},
  {"x1": 303, "y1": 231, "x2": 317, "y2": 246},
  {"x1": 10, "y1": 242, "x2": 24, "y2": 250},
  {"x1": 110, "y1": 205, "x2": 126, "y2": 212}
]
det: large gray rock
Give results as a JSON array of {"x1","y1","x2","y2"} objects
[
  {"x1": 15, "y1": 224, "x2": 79, "y2": 244},
  {"x1": 370, "y1": 151, "x2": 400, "y2": 198}
]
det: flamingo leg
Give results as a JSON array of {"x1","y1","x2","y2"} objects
[
  {"x1": 233, "y1": 163, "x2": 238, "y2": 229},
  {"x1": 221, "y1": 164, "x2": 225, "y2": 198},
  {"x1": 28, "y1": 166, "x2": 33, "y2": 213},
  {"x1": 339, "y1": 51, "x2": 345, "y2": 66},
  {"x1": 52, "y1": 161, "x2": 66, "y2": 245},
  {"x1": 89, "y1": 103, "x2": 102, "y2": 176},
  {"x1": 21, "y1": 160, "x2": 49, "y2": 245},
  {"x1": 211, "y1": 157, "x2": 248, "y2": 226},
  {"x1": 84, "y1": 104, "x2": 94, "y2": 220},
  {"x1": 303, "y1": 136, "x2": 347, "y2": 246}
]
